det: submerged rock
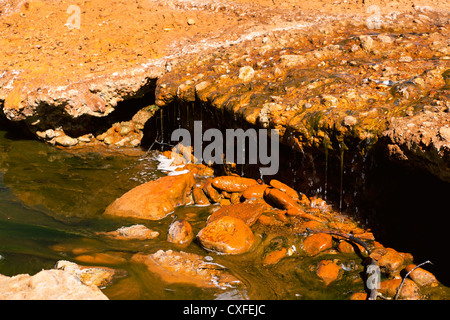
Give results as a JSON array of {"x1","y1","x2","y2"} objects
[
  {"x1": 369, "y1": 248, "x2": 410, "y2": 277},
  {"x1": 98, "y1": 224, "x2": 160, "y2": 240},
  {"x1": 379, "y1": 278, "x2": 422, "y2": 300},
  {"x1": 132, "y1": 250, "x2": 242, "y2": 289},
  {"x1": 104, "y1": 172, "x2": 194, "y2": 220},
  {"x1": 316, "y1": 260, "x2": 341, "y2": 286}
]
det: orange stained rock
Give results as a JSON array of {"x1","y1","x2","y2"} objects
[
  {"x1": 202, "y1": 178, "x2": 222, "y2": 203},
  {"x1": 263, "y1": 187, "x2": 298, "y2": 211},
  {"x1": 167, "y1": 219, "x2": 194, "y2": 246},
  {"x1": 379, "y1": 279, "x2": 422, "y2": 300},
  {"x1": 286, "y1": 206, "x2": 325, "y2": 222},
  {"x1": 349, "y1": 292, "x2": 368, "y2": 300},
  {"x1": 197, "y1": 216, "x2": 255, "y2": 255},
  {"x1": 230, "y1": 192, "x2": 242, "y2": 204},
  {"x1": 192, "y1": 185, "x2": 211, "y2": 206},
  {"x1": 263, "y1": 248, "x2": 287, "y2": 266},
  {"x1": 103, "y1": 172, "x2": 194, "y2": 220},
  {"x1": 337, "y1": 240, "x2": 367, "y2": 254},
  {"x1": 74, "y1": 252, "x2": 128, "y2": 265},
  {"x1": 212, "y1": 176, "x2": 258, "y2": 193},
  {"x1": 242, "y1": 184, "x2": 269, "y2": 200},
  {"x1": 269, "y1": 179, "x2": 299, "y2": 199},
  {"x1": 404, "y1": 264, "x2": 439, "y2": 287},
  {"x1": 131, "y1": 250, "x2": 241, "y2": 289},
  {"x1": 369, "y1": 248, "x2": 408, "y2": 276},
  {"x1": 303, "y1": 233, "x2": 333, "y2": 256},
  {"x1": 207, "y1": 200, "x2": 270, "y2": 226},
  {"x1": 316, "y1": 260, "x2": 341, "y2": 285}
]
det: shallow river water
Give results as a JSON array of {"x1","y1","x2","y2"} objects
[{"x1": 1, "y1": 130, "x2": 448, "y2": 300}]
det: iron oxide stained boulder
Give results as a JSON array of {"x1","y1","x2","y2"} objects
[
  {"x1": 197, "y1": 216, "x2": 255, "y2": 255},
  {"x1": 206, "y1": 200, "x2": 270, "y2": 226},
  {"x1": 104, "y1": 172, "x2": 195, "y2": 220}
]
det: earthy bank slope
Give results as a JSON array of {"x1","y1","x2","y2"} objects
[{"x1": 0, "y1": 0, "x2": 449, "y2": 180}]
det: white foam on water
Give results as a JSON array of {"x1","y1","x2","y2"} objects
[{"x1": 155, "y1": 154, "x2": 190, "y2": 176}]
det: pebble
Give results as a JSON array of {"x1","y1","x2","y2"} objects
[
  {"x1": 238, "y1": 66, "x2": 255, "y2": 82},
  {"x1": 54, "y1": 135, "x2": 78, "y2": 147},
  {"x1": 167, "y1": 219, "x2": 194, "y2": 245},
  {"x1": 398, "y1": 55, "x2": 413, "y2": 62}
]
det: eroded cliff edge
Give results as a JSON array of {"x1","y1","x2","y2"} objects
[{"x1": 0, "y1": 0, "x2": 449, "y2": 182}]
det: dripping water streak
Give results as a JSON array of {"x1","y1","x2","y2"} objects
[
  {"x1": 324, "y1": 143, "x2": 328, "y2": 201},
  {"x1": 339, "y1": 144, "x2": 344, "y2": 212}
]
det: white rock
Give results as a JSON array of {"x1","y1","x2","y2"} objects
[{"x1": 238, "y1": 66, "x2": 255, "y2": 82}]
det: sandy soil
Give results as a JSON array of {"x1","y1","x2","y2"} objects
[{"x1": 0, "y1": 0, "x2": 448, "y2": 89}]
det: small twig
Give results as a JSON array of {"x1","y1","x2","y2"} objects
[
  {"x1": 394, "y1": 260, "x2": 432, "y2": 300},
  {"x1": 139, "y1": 133, "x2": 160, "y2": 160},
  {"x1": 306, "y1": 228, "x2": 379, "y2": 300}
]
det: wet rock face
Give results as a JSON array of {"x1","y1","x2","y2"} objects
[
  {"x1": 212, "y1": 176, "x2": 258, "y2": 193},
  {"x1": 103, "y1": 172, "x2": 195, "y2": 220},
  {"x1": 154, "y1": 12, "x2": 450, "y2": 182},
  {"x1": 383, "y1": 110, "x2": 450, "y2": 182}
]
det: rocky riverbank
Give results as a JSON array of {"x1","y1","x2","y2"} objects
[
  {"x1": 0, "y1": 0, "x2": 448, "y2": 181},
  {"x1": 2, "y1": 146, "x2": 448, "y2": 300},
  {"x1": 0, "y1": 0, "x2": 449, "y2": 300}
]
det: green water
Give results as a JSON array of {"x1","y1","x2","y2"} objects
[{"x1": 0, "y1": 130, "x2": 431, "y2": 300}]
